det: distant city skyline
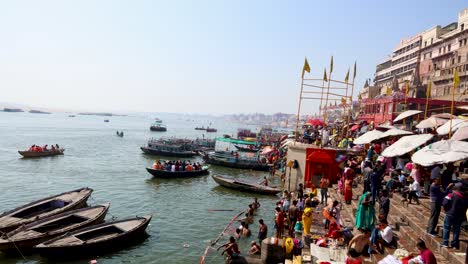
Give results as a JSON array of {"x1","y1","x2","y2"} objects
[{"x1": 0, "y1": 1, "x2": 466, "y2": 114}]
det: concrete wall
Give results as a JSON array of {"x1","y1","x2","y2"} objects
[{"x1": 284, "y1": 143, "x2": 307, "y2": 192}]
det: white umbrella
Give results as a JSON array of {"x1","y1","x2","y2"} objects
[
  {"x1": 376, "y1": 124, "x2": 395, "y2": 130},
  {"x1": 393, "y1": 110, "x2": 423, "y2": 123},
  {"x1": 353, "y1": 130, "x2": 383, "y2": 145},
  {"x1": 381, "y1": 134, "x2": 434, "y2": 158},
  {"x1": 379, "y1": 128, "x2": 413, "y2": 138},
  {"x1": 436, "y1": 119, "x2": 468, "y2": 135},
  {"x1": 416, "y1": 116, "x2": 448, "y2": 129},
  {"x1": 411, "y1": 140, "x2": 468, "y2": 166}
]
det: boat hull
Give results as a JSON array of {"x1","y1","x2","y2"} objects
[
  {"x1": 35, "y1": 216, "x2": 152, "y2": 258},
  {"x1": 204, "y1": 156, "x2": 269, "y2": 171},
  {"x1": 18, "y1": 149, "x2": 65, "y2": 158},
  {"x1": 145, "y1": 167, "x2": 209, "y2": 178},
  {"x1": 0, "y1": 188, "x2": 93, "y2": 233},
  {"x1": 150, "y1": 126, "x2": 167, "y2": 132},
  {"x1": 140, "y1": 147, "x2": 196, "y2": 157},
  {"x1": 212, "y1": 175, "x2": 280, "y2": 195}
]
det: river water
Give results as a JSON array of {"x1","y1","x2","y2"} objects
[{"x1": 0, "y1": 112, "x2": 280, "y2": 264}]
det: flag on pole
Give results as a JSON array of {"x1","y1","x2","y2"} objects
[
  {"x1": 426, "y1": 81, "x2": 432, "y2": 98},
  {"x1": 341, "y1": 97, "x2": 346, "y2": 104},
  {"x1": 323, "y1": 68, "x2": 328, "y2": 81},
  {"x1": 302, "y1": 58, "x2": 310, "y2": 78},
  {"x1": 334, "y1": 101, "x2": 337, "y2": 107},
  {"x1": 353, "y1": 61, "x2": 357, "y2": 80},
  {"x1": 330, "y1": 56, "x2": 334, "y2": 73},
  {"x1": 454, "y1": 68, "x2": 460, "y2": 87},
  {"x1": 386, "y1": 87, "x2": 392, "y2": 96},
  {"x1": 358, "y1": 94, "x2": 362, "y2": 101},
  {"x1": 344, "y1": 68, "x2": 350, "y2": 83}
]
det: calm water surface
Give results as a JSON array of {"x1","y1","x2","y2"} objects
[{"x1": 0, "y1": 112, "x2": 279, "y2": 264}]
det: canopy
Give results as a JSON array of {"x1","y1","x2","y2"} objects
[
  {"x1": 381, "y1": 134, "x2": 434, "y2": 158},
  {"x1": 350, "y1": 124, "x2": 360, "y2": 131},
  {"x1": 457, "y1": 105, "x2": 468, "y2": 111},
  {"x1": 306, "y1": 119, "x2": 325, "y2": 126},
  {"x1": 411, "y1": 140, "x2": 468, "y2": 166},
  {"x1": 215, "y1": 137, "x2": 257, "y2": 145},
  {"x1": 376, "y1": 124, "x2": 395, "y2": 131},
  {"x1": 353, "y1": 130, "x2": 383, "y2": 145},
  {"x1": 451, "y1": 126, "x2": 468, "y2": 141},
  {"x1": 379, "y1": 128, "x2": 413, "y2": 138},
  {"x1": 436, "y1": 119, "x2": 468, "y2": 135},
  {"x1": 416, "y1": 116, "x2": 448, "y2": 129},
  {"x1": 393, "y1": 110, "x2": 423, "y2": 123},
  {"x1": 432, "y1": 113, "x2": 457, "y2": 119}
]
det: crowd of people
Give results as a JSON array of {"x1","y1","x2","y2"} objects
[
  {"x1": 28, "y1": 144, "x2": 61, "y2": 152},
  {"x1": 151, "y1": 160, "x2": 203, "y2": 172}
]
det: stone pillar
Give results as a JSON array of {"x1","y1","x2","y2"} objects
[{"x1": 260, "y1": 237, "x2": 285, "y2": 264}]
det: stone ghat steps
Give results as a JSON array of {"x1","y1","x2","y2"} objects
[{"x1": 328, "y1": 185, "x2": 463, "y2": 264}]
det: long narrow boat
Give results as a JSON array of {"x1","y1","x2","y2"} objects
[
  {"x1": 140, "y1": 146, "x2": 196, "y2": 157},
  {"x1": 0, "y1": 203, "x2": 109, "y2": 252},
  {"x1": 18, "y1": 149, "x2": 65, "y2": 158},
  {"x1": 233, "y1": 144, "x2": 259, "y2": 153},
  {"x1": 35, "y1": 215, "x2": 152, "y2": 258},
  {"x1": 145, "y1": 167, "x2": 209, "y2": 178},
  {"x1": 212, "y1": 175, "x2": 280, "y2": 195},
  {"x1": 204, "y1": 152, "x2": 269, "y2": 171},
  {"x1": 0, "y1": 188, "x2": 93, "y2": 233}
]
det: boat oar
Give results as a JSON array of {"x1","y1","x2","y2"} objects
[{"x1": 208, "y1": 209, "x2": 235, "y2": 212}]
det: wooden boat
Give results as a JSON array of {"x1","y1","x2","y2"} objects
[
  {"x1": 141, "y1": 146, "x2": 196, "y2": 157},
  {"x1": 35, "y1": 215, "x2": 152, "y2": 258},
  {"x1": 0, "y1": 188, "x2": 93, "y2": 233},
  {"x1": 211, "y1": 175, "x2": 280, "y2": 195},
  {"x1": 206, "y1": 128, "x2": 217, "y2": 132},
  {"x1": 0, "y1": 203, "x2": 109, "y2": 252},
  {"x1": 195, "y1": 127, "x2": 206, "y2": 130},
  {"x1": 145, "y1": 166, "x2": 209, "y2": 178},
  {"x1": 203, "y1": 152, "x2": 269, "y2": 171},
  {"x1": 233, "y1": 144, "x2": 259, "y2": 153},
  {"x1": 18, "y1": 149, "x2": 65, "y2": 158},
  {"x1": 104, "y1": 119, "x2": 109, "y2": 122}
]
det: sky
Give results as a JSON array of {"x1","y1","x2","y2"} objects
[{"x1": 0, "y1": 1, "x2": 466, "y2": 114}]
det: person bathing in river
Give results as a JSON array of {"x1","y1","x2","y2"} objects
[
  {"x1": 251, "y1": 198, "x2": 260, "y2": 210},
  {"x1": 217, "y1": 236, "x2": 240, "y2": 259},
  {"x1": 260, "y1": 176, "x2": 268, "y2": 186}
]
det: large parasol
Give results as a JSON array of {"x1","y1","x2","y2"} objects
[
  {"x1": 393, "y1": 110, "x2": 423, "y2": 123},
  {"x1": 411, "y1": 140, "x2": 468, "y2": 166},
  {"x1": 381, "y1": 134, "x2": 433, "y2": 158}
]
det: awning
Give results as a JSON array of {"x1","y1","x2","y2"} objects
[
  {"x1": 350, "y1": 124, "x2": 360, "y2": 131},
  {"x1": 457, "y1": 105, "x2": 468, "y2": 111},
  {"x1": 353, "y1": 130, "x2": 383, "y2": 145},
  {"x1": 381, "y1": 134, "x2": 434, "y2": 158},
  {"x1": 215, "y1": 137, "x2": 257, "y2": 145},
  {"x1": 436, "y1": 119, "x2": 468, "y2": 135},
  {"x1": 393, "y1": 110, "x2": 423, "y2": 123},
  {"x1": 379, "y1": 128, "x2": 413, "y2": 138},
  {"x1": 376, "y1": 124, "x2": 396, "y2": 131},
  {"x1": 452, "y1": 126, "x2": 468, "y2": 141},
  {"x1": 416, "y1": 116, "x2": 448, "y2": 129},
  {"x1": 411, "y1": 140, "x2": 468, "y2": 166}
]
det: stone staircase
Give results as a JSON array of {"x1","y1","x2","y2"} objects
[{"x1": 328, "y1": 184, "x2": 466, "y2": 264}]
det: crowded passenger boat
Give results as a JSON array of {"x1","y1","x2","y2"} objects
[{"x1": 18, "y1": 144, "x2": 65, "y2": 158}]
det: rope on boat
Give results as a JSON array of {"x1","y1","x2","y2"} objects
[{"x1": 1, "y1": 231, "x2": 27, "y2": 260}]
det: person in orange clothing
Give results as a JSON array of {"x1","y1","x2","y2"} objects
[{"x1": 275, "y1": 207, "x2": 284, "y2": 238}]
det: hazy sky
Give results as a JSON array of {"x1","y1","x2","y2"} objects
[{"x1": 0, "y1": 1, "x2": 466, "y2": 114}]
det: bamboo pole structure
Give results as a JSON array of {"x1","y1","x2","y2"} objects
[
  {"x1": 344, "y1": 83, "x2": 355, "y2": 149},
  {"x1": 448, "y1": 79, "x2": 457, "y2": 139},
  {"x1": 424, "y1": 81, "x2": 431, "y2": 119},
  {"x1": 294, "y1": 78, "x2": 305, "y2": 145},
  {"x1": 340, "y1": 77, "x2": 350, "y2": 145}
]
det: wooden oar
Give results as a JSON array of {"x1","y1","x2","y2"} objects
[{"x1": 208, "y1": 209, "x2": 235, "y2": 212}]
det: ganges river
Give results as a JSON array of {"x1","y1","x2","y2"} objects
[{"x1": 0, "y1": 112, "x2": 280, "y2": 264}]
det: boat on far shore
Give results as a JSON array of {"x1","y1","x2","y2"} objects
[
  {"x1": 211, "y1": 175, "x2": 280, "y2": 195},
  {"x1": 18, "y1": 149, "x2": 65, "y2": 158},
  {"x1": 206, "y1": 127, "x2": 217, "y2": 132}
]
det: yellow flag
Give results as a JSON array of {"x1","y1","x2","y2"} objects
[
  {"x1": 353, "y1": 61, "x2": 357, "y2": 80},
  {"x1": 334, "y1": 101, "x2": 337, "y2": 107},
  {"x1": 358, "y1": 94, "x2": 362, "y2": 101},
  {"x1": 426, "y1": 81, "x2": 432, "y2": 98},
  {"x1": 344, "y1": 68, "x2": 350, "y2": 83},
  {"x1": 405, "y1": 80, "x2": 410, "y2": 96},
  {"x1": 454, "y1": 68, "x2": 460, "y2": 87},
  {"x1": 341, "y1": 97, "x2": 346, "y2": 104},
  {"x1": 302, "y1": 58, "x2": 310, "y2": 78},
  {"x1": 386, "y1": 87, "x2": 392, "y2": 96},
  {"x1": 323, "y1": 68, "x2": 328, "y2": 81},
  {"x1": 330, "y1": 56, "x2": 334, "y2": 73}
]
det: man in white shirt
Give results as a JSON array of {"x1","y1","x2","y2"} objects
[
  {"x1": 369, "y1": 219, "x2": 395, "y2": 254},
  {"x1": 403, "y1": 180, "x2": 421, "y2": 204}
]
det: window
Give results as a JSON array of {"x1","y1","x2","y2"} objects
[
  {"x1": 462, "y1": 24, "x2": 465, "y2": 31},
  {"x1": 424, "y1": 41, "x2": 427, "y2": 47},
  {"x1": 431, "y1": 38, "x2": 433, "y2": 44},
  {"x1": 429, "y1": 52, "x2": 432, "y2": 58},
  {"x1": 428, "y1": 65, "x2": 431, "y2": 71},
  {"x1": 465, "y1": 39, "x2": 467, "y2": 45},
  {"x1": 459, "y1": 56, "x2": 462, "y2": 63},
  {"x1": 439, "y1": 47, "x2": 442, "y2": 53},
  {"x1": 448, "y1": 44, "x2": 451, "y2": 51}
]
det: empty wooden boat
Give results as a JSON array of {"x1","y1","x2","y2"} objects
[
  {"x1": 212, "y1": 175, "x2": 280, "y2": 195},
  {"x1": 35, "y1": 215, "x2": 152, "y2": 257},
  {"x1": 0, "y1": 203, "x2": 109, "y2": 252},
  {"x1": 0, "y1": 187, "x2": 93, "y2": 233},
  {"x1": 18, "y1": 149, "x2": 65, "y2": 158},
  {"x1": 145, "y1": 166, "x2": 209, "y2": 178}
]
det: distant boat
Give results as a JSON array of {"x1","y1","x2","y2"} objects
[
  {"x1": 104, "y1": 119, "x2": 110, "y2": 122},
  {"x1": 0, "y1": 188, "x2": 93, "y2": 233},
  {"x1": 203, "y1": 151, "x2": 269, "y2": 171},
  {"x1": 34, "y1": 215, "x2": 152, "y2": 258},
  {"x1": 141, "y1": 139, "x2": 196, "y2": 157},
  {"x1": 18, "y1": 149, "x2": 65, "y2": 158},
  {"x1": 206, "y1": 127, "x2": 217, "y2": 133},
  {"x1": 150, "y1": 122, "x2": 167, "y2": 132},
  {"x1": 68, "y1": 115, "x2": 76, "y2": 117},
  {"x1": 29, "y1": 110, "x2": 51, "y2": 114},
  {"x1": 211, "y1": 175, "x2": 280, "y2": 195},
  {"x1": 195, "y1": 126, "x2": 206, "y2": 130},
  {"x1": 3, "y1": 108, "x2": 23, "y2": 112}
]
